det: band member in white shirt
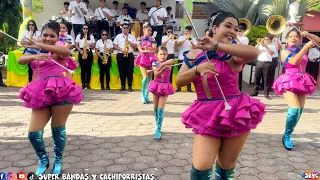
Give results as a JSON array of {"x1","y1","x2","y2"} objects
[
  {"x1": 235, "y1": 25, "x2": 249, "y2": 91},
  {"x1": 148, "y1": 0, "x2": 167, "y2": 46},
  {"x1": 250, "y1": 34, "x2": 277, "y2": 99},
  {"x1": 307, "y1": 47, "x2": 320, "y2": 81},
  {"x1": 59, "y1": 2, "x2": 72, "y2": 35},
  {"x1": 75, "y1": 24, "x2": 95, "y2": 89},
  {"x1": 268, "y1": 36, "x2": 282, "y2": 91},
  {"x1": 94, "y1": 0, "x2": 112, "y2": 38},
  {"x1": 110, "y1": 1, "x2": 121, "y2": 39},
  {"x1": 161, "y1": 26, "x2": 177, "y2": 83},
  {"x1": 116, "y1": 7, "x2": 133, "y2": 33},
  {"x1": 22, "y1": 20, "x2": 41, "y2": 82},
  {"x1": 95, "y1": 30, "x2": 113, "y2": 90},
  {"x1": 83, "y1": 0, "x2": 94, "y2": 23},
  {"x1": 113, "y1": 23, "x2": 137, "y2": 91},
  {"x1": 69, "y1": 0, "x2": 88, "y2": 37},
  {"x1": 136, "y1": 2, "x2": 148, "y2": 24},
  {"x1": 176, "y1": 26, "x2": 197, "y2": 92}
]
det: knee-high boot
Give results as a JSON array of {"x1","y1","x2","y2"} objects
[
  {"x1": 144, "y1": 77, "x2": 151, "y2": 103},
  {"x1": 28, "y1": 130, "x2": 50, "y2": 175},
  {"x1": 141, "y1": 77, "x2": 147, "y2": 103},
  {"x1": 154, "y1": 108, "x2": 164, "y2": 139},
  {"x1": 190, "y1": 165, "x2": 213, "y2": 180},
  {"x1": 215, "y1": 163, "x2": 235, "y2": 180},
  {"x1": 51, "y1": 126, "x2": 66, "y2": 175},
  {"x1": 282, "y1": 107, "x2": 300, "y2": 150},
  {"x1": 291, "y1": 107, "x2": 304, "y2": 147}
]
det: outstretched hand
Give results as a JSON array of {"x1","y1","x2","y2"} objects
[
  {"x1": 196, "y1": 62, "x2": 219, "y2": 76},
  {"x1": 196, "y1": 37, "x2": 217, "y2": 51},
  {"x1": 21, "y1": 38, "x2": 41, "y2": 49}
]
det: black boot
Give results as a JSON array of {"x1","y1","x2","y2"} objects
[
  {"x1": 86, "y1": 83, "x2": 91, "y2": 89},
  {"x1": 250, "y1": 92, "x2": 258, "y2": 96},
  {"x1": 264, "y1": 93, "x2": 271, "y2": 100},
  {"x1": 0, "y1": 81, "x2": 7, "y2": 87},
  {"x1": 120, "y1": 86, "x2": 125, "y2": 91},
  {"x1": 176, "y1": 88, "x2": 181, "y2": 92},
  {"x1": 187, "y1": 84, "x2": 193, "y2": 92},
  {"x1": 128, "y1": 86, "x2": 133, "y2": 92}
]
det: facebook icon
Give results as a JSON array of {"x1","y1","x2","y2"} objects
[{"x1": 0, "y1": 172, "x2": 7, "y2": 180}]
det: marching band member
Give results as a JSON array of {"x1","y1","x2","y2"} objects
[
  {"x1": 136, "y1": 23, "x2": 157, "y2": 103},
  {"x1": 136, "y1": 2, "x2": 148, "y2": 24},
  {"x1": 113, "y1": 23, "x2": 137, "y2": 91},
  {"x1": 95, "y1": 30, "x2": 113, "y2": 90},
  {"x1": 116, "y1": 7, "x2": 133, "y2": 33},
  {"x1": 176, "y1": 11, "x2": 265, "y2": 179},
  {"x1": 149, "y1": 46, "x2": 175, "y2": 139},
  {"x1": 0, "y1": 68, "x2": 6, "y2": 87},
  {"x1": 59, "y1": 2, "x2": 72, "y2": 35},
  {"x1": 306, "y1": 47, "x2": 320, "y2": 81},
  {"x1": 176, "y1": 26, "x2": 197, "y2": 92},
  {"x1": 250, "y1": 34, "x2": 276, "y2": 99},
  {"x1": 235, "y1": 25, "x2": 249, "y2": 91},
  {"x1": 75, "y1": 24, "x2": 95, "y2": 89},
  {"x1": 148, "y1": 0, "x2": 167, "y2": 46},
  {"x1": 94, "y1": 0, "x2": 112, "y2": 37},
  {"x1": 18, "y1": 20, "x2": 83, "y2": 176},
  {"x1": 161, "y1": 26, "x2": 177, "y2": 83},
  {"x1": 69, "y1": 0, "x2": 87, "y2": 37},
  {"x1": 110, "y1": 1, "x2": 121, "y2": 38},
  {"x1": 83, "y1": 0, "x2": 95, "y2": 23},
  {"x1": 22, "y1": 20, "x2": 41, "y2": 83},
  {"x1": 272, "y1": 29, "x2": 319, "y2": 150},
  {"x1": 268, "y1": 36, "x2": 282, "y2": 91}
]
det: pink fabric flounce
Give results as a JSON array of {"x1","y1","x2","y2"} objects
[
  {"x1": 65, "y1": 57, "x2": 78, "y2": 70},
  {"x1": 272, "y1": 72, "x2": 316, "y2": 95},
  {"x1": 19, "y1": 77, "x2": 84, "y2": 109},
  {"x1": 148, "y1": 80, "x2": 175, "y2": 96},
  {"x1": 135, "y1": 53, "x2": 157, "y2": 67},
  {"x1": 181, "y1": 93, "x2": 266, "y2": 137}
]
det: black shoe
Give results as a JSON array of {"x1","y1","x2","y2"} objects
[
  {"x1": 128, "y1": 87, "x2": 133, "y2": 92},
  {"x1": 0, "y1": 82, "x2": 7, "y2": 87},
  {"x1": 106, "y1": 86, "x2": 110, "y2": 90},
  {"x1": 101, "y1": 86, "x2": 105, "y2": 90},
  {"x1": 86, "y1": 83, "x2": 91, "y2": 89},
  {"x1": 250, "y1": 92, "x2": 258, "y2": 96},
  {"x1": 120, "y1": 86, "x2": 125, "y2": 91},
  {"x1": 264, "y1": 94, "x2": 271, "y2": 100},
  {"x1": 176, "y1": 88, "x2": 181, "y2": 92},
  {"x1": 187, "y1": 88, "x2": 193, "y2": 92}
]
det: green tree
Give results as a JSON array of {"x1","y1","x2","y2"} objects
[
  {"x1": 0, "y1": 0, "x2": 23, "y2": 54},
  {"x1": 33, "y1": 0, "x2": 43, "y2": 13}
]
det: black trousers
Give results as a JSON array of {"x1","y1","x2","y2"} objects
[
  {"x1": 28, "y1": 63, "x2": 33, "y2": 82},
  {"x1": 0, "y1": 68, "x2": 3, "y2": 83},
  {"x1": 73, "y1": 24, "x2": 83, "y2": 38},
  {"x1": 66, "y1": 22, "x2": 73, "y2": 35},
  {"x1": 117, "y1": 53, "x2": 134, "y2": 88},
  {"x1": 97, "y1": 20, "x2": 109, "y2": 38},
  {"x1": 254, "y1": 61, "x2": 271, "y2": 94},
  {"x1": 152, "y1": 25, "x2": 164, "y2": 47},
  {"x1": 306, "y1": 61, "x2": 319, "y2": 82},
  {"x1": 110, "y1": 25, "x2": 121, "y2": 39},
  {"x1": 238, "y1": 71, "x2": 243, "y2": 91},
  {"x1": 78, "y1": 50, "x2": 93, "y2": 85},
  {"x1": 267, "y1": 57, "x2": 278, "y2": 91},
  {"x1": 168, "y1": 54, "x2": 175, "y2": 83},
  {"x1": 98, "y1": 54, "x2": 111, "y2": 88}
]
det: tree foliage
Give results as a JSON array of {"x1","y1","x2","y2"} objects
[{"x1": 33, "y1": 0, "x2": 43, "y2": 13}]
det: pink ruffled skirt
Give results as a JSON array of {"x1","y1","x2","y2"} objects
[
  {"x1": 272, "y1": 72, "x2": 316, "y2": 95},
  {"x1": 19, "y1": 77, "x2": 84, "y2": 109},
  {"x1": 135, "y1": 53, "x2": 157, "y2": 67},
  {"x1": 182, "y1": 93, "x2": 266, "y2": 137},
  {"x1": 149, "y1": 80, "x2": 175, "y2": 96}
]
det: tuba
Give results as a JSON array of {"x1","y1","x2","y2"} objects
[
  {"x1": 102, "y1": 40, "x2": 110, "y2": 65},
  {"x1": 74, "y1": 5, "x2": 84, "y2": 17},
  {"x1": 266, "y1": 15, "x2": 287, "y2": 35},
  {"x1": 82, "y1": 33, "x2": 90, "y2": 60},
  {"x1": 238, "y1": 18, "x2": 252, "y2": 36},
  {"x1": 97, "y1": 7, "x2": 106, "y2": 20},
  {"x1": 123, "y1": 35, "x2": 129, "y2": 58}
]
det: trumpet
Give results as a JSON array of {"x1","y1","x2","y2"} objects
[
  {"x1": 186, "y1": 35, "x2": 192, "y2": 42},
  {"x1": 82, "y1": 33, "x2": 90, "y2": 60},
  {"x1": 171, "y1": 34, "x2": 178, "y2": 41},
  {"x1": 102, "y1": 40, "x2": 110, "y2": 65},
  {"x1": 123, "y1": 35, "x2": 129, "y2": 58}
]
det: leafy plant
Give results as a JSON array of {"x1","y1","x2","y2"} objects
[
  {"x1": 33, "y1": 0, "x2": 43, "y2": 13},
  {"x1": 247, "y1": 25, "x2": 267, "y2": 46}
]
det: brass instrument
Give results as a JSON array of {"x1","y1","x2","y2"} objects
[
  {"x1": 82, "y1": 33, "x2": 90, "y2": 60},
  {"x1": 266, "y1": 15, "x2": 287, "y2": 35},
  {"x1": 29, "y1": 30, "x2": 33, "y2": 39},
  {"x1": 171, "y1": 34, "x2": 178, "y2": 41},
  {"x1": 102, "y1": 40, "x2": 110, "y2": 65},
  {"x1": 74, "y1": 5, "x2": 84, "y2": 17},
  {"x1": 238, "y1": 18, "x2": 252, "y2": 36},
  {"x1": 186, "y1": 35, "x2": 192, "y2": 42},
  {"x1": 97, "y1": 7, "x2": 106, "y2": 20},
  {"x1": 123, "y1": 35, "x2": 129, "y2": 58}
]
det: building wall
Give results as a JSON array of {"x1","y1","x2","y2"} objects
[{"x1": 302, "y1": 11, "x2": 320, "y2": 32}]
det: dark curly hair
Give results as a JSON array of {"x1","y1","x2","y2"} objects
[
  {"x1": 285, "y1": 28, "x2": 301, "y2": 39},
  {"x1": 207, "y1": 11, "x2": 238, "y2": 37},
  {"x1": 41, "y1": 20, "x2": 60, "y2": 36}
]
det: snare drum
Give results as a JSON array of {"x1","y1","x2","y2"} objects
[{"x1": 131, "y1": 19, "x2": 141, "y2": 39}]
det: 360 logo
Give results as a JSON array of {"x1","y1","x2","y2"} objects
[{"x1": 303, "y1": 171, "x2": 319, "y2": 180}]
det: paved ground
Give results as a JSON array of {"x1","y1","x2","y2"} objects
[{"x1": 0, "y1": 84, "x2": 319, "y2": 180}]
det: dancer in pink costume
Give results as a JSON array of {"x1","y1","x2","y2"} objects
[
  {"x1": 272, "y1": 29, "x2": 319, "y2": 150},
  {"x1": 18, "y1": 20, "x2": 84, "y2": 176},
  {"x1": 176, "y1": 11, "x2": 266, "y2": 180},
  {"x1": 136, "y1": 23, "x2": 157, "y2": 104},
  {"x1": 148, "y1": 46, "x2": 175, "y2": 140}
]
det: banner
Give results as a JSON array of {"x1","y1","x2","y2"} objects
[
  {"x1": 18, "y1": 0, "x2": 33, "y2": 41},
  {"x1": 180, "y1": 0, "x2": 193, "y2": 33}
]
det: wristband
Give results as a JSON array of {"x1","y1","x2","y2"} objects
[{"x1": 212, "y1": 41, "x2": 219, "y2": 51}]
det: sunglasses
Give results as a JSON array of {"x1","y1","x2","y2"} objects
[
  {"x1": 83, "y1": 28, "x2": 88, "y2": 30},
  {"x1": 28, "y1": 24, "x2": 34, "y2": 26},
  {"x1": 122, "y1": 27, "x2": 128, "y2": 29},
  {"x1": 102, "y1": 34, "x2": 108, "y2": 36},
  {"x1": 167, "y1": 31, "x2": 172, "y2": 33}
]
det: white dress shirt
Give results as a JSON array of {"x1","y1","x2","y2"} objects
[
  {"x1": 237, "y1": 36, "x2": 249, "y2": 45},
  {"x1": 116, "y1": 14, "x2": 133, "y2": 25},
  {"x1": 148, "y1": 7, "x2": 167, "y2": 26},
  {"x1": 113, "y1": 33, "x2": 137, "y2": 53},
  {"x1": 96, "y1": 39, "x2": 113, "y2": 52},
  {"x1": 94, "y1": 7, "x2": 111, "y2": 21},
  {"x1": 75, "y1": 34, "x2": 95, "y2": 48},
  {"x1": 136, "y1": 10, "x2": 148, "y2": 23},
  {"x1": 257, "y1": 44, "x2": 276, "y2": 62},
  {"x1": 22, "y1": 30, "x2": 41, "y2": 41},
  {"x1": 308, "y1": 48, "x2": 320, "y2": 62},
  {"x1": 85, "y1": 8, "x2": 95, "y2": 22},
  {"x1": 271, "y1": 38, "x2": 282, "y2": 58},
  {"x1": 69, "y1": 1, "x2": 87, "y2": 25},
  {"x1": 60, "y1": 10, "x2": 72, "y2": 22},
  {"x1": 177, "y1": 35, "x2": 197, "y2": 60},
  {"x1": 161, "y1": 35, "x2": 175, "y2": 54}
]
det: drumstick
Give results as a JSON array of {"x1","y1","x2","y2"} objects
[
  {"x1": 0, "y1": 30, "x2": 74, "y2": 74},
  {"x1": 178, "y1": 0, "x2": 231, "y2": 111},
  {"x1": 146, "y1": 63, "x2": 183, "y2": 73}
]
